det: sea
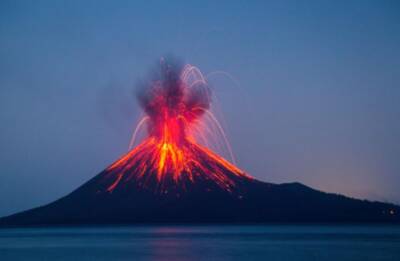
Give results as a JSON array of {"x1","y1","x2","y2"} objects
[{"x1": 0, "y1": 225, "x2": 399, "y2": 261}]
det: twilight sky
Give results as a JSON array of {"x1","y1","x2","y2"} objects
[{"x1": 1, "y1": 0, "x2": 400, "y2": 216}]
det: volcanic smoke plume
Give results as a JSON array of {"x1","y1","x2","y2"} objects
[{"x1": 102, "y1": 58, "x2": 252, "y2": 193}]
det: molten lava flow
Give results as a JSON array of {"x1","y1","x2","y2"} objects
[{"x1": 104, "y1": 59, "x2": 252, "y2": 193}]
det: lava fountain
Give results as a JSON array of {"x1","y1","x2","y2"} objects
[{"x1": 103, "y1": 58, "x2": 252, "y2": 194}]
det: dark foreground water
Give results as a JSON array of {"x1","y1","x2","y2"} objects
[{"x1": 1, "y1": 225, "x2": 400, "y2": 261}]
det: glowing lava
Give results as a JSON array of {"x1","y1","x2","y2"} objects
[{"x1": 104, "y1": 59, "x2": 252, "y2": 193}]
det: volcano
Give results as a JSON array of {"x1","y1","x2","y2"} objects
[{"x1": 1, "y1": 59, "x2": 399, "y2": 227}]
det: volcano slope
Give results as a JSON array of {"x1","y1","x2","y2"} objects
[{"x1": 0, "y1": 141, "x2": 399, "y2": 227}]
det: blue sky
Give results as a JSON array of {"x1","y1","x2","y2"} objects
[{"x1": 0, "y1": 0, "x2": 400, "y2": 216}]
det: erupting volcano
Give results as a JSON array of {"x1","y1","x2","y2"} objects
[
  {"x1": 0, "y1": 58, "x2": 399, "y2": 227},
  {"x1": 102, "y1": 59, "x2": 252, "y2": 194}
]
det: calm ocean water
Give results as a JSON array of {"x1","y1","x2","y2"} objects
[{"x1": 0, "y1": 225, "x2": 399, "y2": 261}]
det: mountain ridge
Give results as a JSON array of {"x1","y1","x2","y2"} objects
[{"x1": 1, "y1": 173, "x2": 399, "y2": 227}]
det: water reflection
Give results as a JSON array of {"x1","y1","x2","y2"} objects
[{"x1": 0, "y1": 225, "x2": 400, "y2": 261}]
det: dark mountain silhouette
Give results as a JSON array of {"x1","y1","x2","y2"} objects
[
  {"x1": 0, "y1": 145, "x2": 399, "y2": 227},
  {"x1": 2, "y1": 59, "x2": 397, "y2": 227},
  {"x1": 1, "y1": 59, "x2": 399, "y2": 226}
]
